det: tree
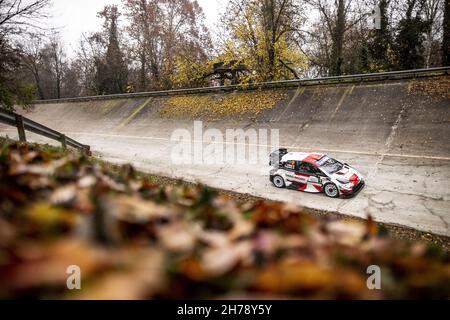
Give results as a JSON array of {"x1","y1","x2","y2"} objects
[
  {"x1": 60, "y1": 61, "x2": 83, "y2": 98},
  {"x1": 0, "y1": 0, "x2": 50, "y2": 109},
  {"x1": 304, "y1": 0, "x2": 371, "y2": 76},
  {"x1": 306, "y1": 0, "x2": 349, "y2": 76},
  {"x1": 124, "y1": 0, "x2": 211, "y2": 90},
  {"x1": 22, "y1": 36, "x2": 46, "y2": 99},
  {"x1": 22, "y1": 35, "x2": 74, "y2": 100},
  {"x1": 395, "y1": 0, "x2": 429, "y2": 69},
  {"x1": 125, "y1": 0, "x2": 161, "y2": 91},
  {"x1": 218, "y1": 0, "x2": 307, "y2": 83},
  {"x1": 0, "y1": 0, "x2": 50, "y2": 36},
  {"x1": 47, "y1": 37, "x2": 66, "y2": 99},
  {"x1": 0, "y1": 37, "x2": 35, "y2": 109},
  {"x1": 363, "y1": 0, "x2": 394, "y2": 72},
  {"x1": 330, "y1": 0, "x2": 346, "y2": 75},
  {"x1": 73, "y1": 34, "x2": 105, "y2": 96},
  {"x1": 96, "y1": 5, "x2": 128, "y2": 95},
  {"x1": 422, "y1": 0, "x2": 443, "y2": 68},
  {"x1": 443, "y1": 0, "x2": 450, "y2": 65},
  {"x1": 358, "y1": 0, "x2": 445, "y2": 72},
  {"x1": 4, "y1": 0, "x2": 449, "y2": 105},
  {"x1": 373, "y1": 0, "x2": 392, "y2": 62}
]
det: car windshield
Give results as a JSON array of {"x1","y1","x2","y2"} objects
[{"x1": 316, "y1": 156, "x2": 343, "y2": 174}]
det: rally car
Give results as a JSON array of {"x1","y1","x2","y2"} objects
[{"x1": 269, "y1": 149, "x2": 365, "y2": 198}]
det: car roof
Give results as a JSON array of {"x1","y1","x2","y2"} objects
[{"x1": 281, "y1": 152, "x2": 325, "y2": 166}]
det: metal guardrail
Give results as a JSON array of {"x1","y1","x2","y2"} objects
[
  {"x1": 34, "y1": 67, "x2": 450, "y2": 104},
  {"x1": 0, "y1": 108, "x2": 91, "y2": 155}
]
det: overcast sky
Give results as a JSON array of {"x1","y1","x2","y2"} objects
[{"x1": 49, "y1": 0, "x2": 225, "y2": 52}]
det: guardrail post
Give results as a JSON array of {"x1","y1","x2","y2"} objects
[
  {"x1": 83, "y1": 145, "x2": 92, "y2": 157},
  {"x1": 60, "y1": 134, "x2": 67, "y2": 150},
  {"x1": 15, "y1": 114, "x2": 26, "y2": 142}
]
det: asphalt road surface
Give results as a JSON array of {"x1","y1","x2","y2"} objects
[{"x1": 2, "y1": 128, "x2": 449, "y2": 237}]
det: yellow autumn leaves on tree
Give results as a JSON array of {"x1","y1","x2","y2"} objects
[
  {"x1": 216, "y1": 0, "x2": 309, "y2": 83},
  {"x1": 168, "y1": 0, "x2": 310, "y2": 88}
]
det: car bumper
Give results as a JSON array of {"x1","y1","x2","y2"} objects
[{"x1": 340, "y1": 180, "x2": 365, "y2": 197}]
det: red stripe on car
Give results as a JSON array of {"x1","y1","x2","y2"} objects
[
  {"x1": 350, "y1": 174, "x2": 360, "y2": 186},
  {"x1": 303, "y1": 154, "x2": 323, "y2": 167},
  {"x1": 314, "y1": 185, "x2": 323, "y2": 192}
]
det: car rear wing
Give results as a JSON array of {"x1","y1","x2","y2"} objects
[{"x1": 269, "y1": 148, "x2": 288, "y2": 167}]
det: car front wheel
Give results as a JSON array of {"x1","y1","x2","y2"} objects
[
  {"x1": 272, "y1": 175, "x2": 285, "y2": 188},
  {"x1": 324, "y1": 183, "x2": 339, "y2": 198}
]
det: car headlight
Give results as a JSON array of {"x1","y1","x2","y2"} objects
[{"x1": 337, "y1": 179, "x2": 353, "y2": 189}]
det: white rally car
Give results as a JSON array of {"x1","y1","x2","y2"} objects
[{"x1": 269, "y1": 149, "x2": 365, "y2": 198}]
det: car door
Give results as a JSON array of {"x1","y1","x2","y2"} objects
[
  {"x1": 296, "y1": 162, "x2": 322, "y2": 192},
  {"x1": 295, "y1": 161, "x2": 311, "y2": 186},
  {"x1": 281, "y1": 160, "x2": 303, "y2": 186}
]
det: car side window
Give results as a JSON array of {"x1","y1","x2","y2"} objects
[
  {"x1": 297, "y1": 162, "x2": 317, "y2": 175},
  {"x1": 297, "y1": 161, "x2": 307, "y2": 173},
  {"x1": 282, "y1": 161, "x2": 296, "y2": 171},
  {"x1": 309, "y1": 165, "x2": 320, "y2": 175}
]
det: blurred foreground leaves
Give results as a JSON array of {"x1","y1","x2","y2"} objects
[{"x1": 0, "y1": 142, "x2": 449, "y2": 299}]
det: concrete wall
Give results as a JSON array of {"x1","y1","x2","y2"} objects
[{"x1": 17, "y1": 75, "x2": 450, "y2": 158}]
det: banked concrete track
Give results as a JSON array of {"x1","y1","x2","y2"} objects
[{"x1": 1, "y1": 71, "x2": 449, "y2": 236}]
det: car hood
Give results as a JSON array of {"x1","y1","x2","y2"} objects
[{"x1": 330, "y1": 166, "x2": 363, "y2": 184}]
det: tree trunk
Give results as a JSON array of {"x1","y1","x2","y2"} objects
[
  {"x1": 330, "y1": 0, "x2": 345, "y2": 76},
  {"x1": 373, "y1": 0, "x2": 391, "y2": 64},
  {"x1": 56, "y1": 76, "x2": 61, "y2": 99},
  {"x1": 55, "y1": 59, "x2": 61, "y2": 99},
  {"x1": 30, "y1": 63, "x2": 45, "y2": 100},
  {"x1": 444, "y1": 0, "x2": 450, "y2": 66},
  {"x1": 139, "y1": 51, "x2": 147, "y2": 91},
  {"x1": 263, "y1": 0, "x2": 277, "y2": 81},
  {"x1": 425, "y1": 29, "x2": 433, "y2": 68}
]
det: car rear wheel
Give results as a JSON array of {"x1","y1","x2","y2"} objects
[
  {"x1": 272, "y1": 175, "x2": 285, "y2": 188},
  {"x1": 324, "y1": 183, "x2": 339, "y2": 198}
]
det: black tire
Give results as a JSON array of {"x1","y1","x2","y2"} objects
[
  {"x1": 272, "y1": 175, "x2": 285, "y2": 188},
  {"x1": 324, "y1": 183, "x2": 340, "y2": 198}
]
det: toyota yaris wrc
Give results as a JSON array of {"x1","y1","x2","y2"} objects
[{"x1": 269, "y1": 149, "x2": 365, "y2": 198}]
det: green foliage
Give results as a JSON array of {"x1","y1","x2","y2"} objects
[
  {"x1": 95, "y1": 5, "x2": 128, "y2": 95},
  {"x1": 0, "y1": 36, "x2": 36, "y2": 110},
  {"x1": 359, "y1": 0, "x2": 394, "y2": 73},
  {"x1": 0, "y1": 76, "x2": 36, "y2": 111},
  {"x1": 395, "y1": 16, "x2": 429, "y2": 70}
]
